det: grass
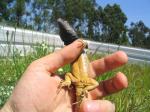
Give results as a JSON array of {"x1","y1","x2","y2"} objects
[
  {"x1": 103, "y1": 64, "x2": 150, "y2": 112},
  {"x1": 0, "y1": 43, "x2": 150, "y2": 112}
]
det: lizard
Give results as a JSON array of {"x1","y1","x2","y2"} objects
[{"x1": 57, "y1": 18, "x2": 99, "y2": 112}]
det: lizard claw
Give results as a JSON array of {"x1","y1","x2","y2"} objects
[
  {"x1": 84, "y1": 90, "x2": 88, "y2": 98},
  {"x1": 68, "y1": 85, "x2": 73, "y2": 90},
  {"x1": 59, "y1": 81, "x2": 71, "y2": 88},
  {"x1": 58, "y1": 80, "x2": 64, "y2": 88},
  {"x1": 57, "y1": 80, "x2": 70, "y2": 94},
  {"x1": 81, "y1": 90, "x2": 88, "y2": 98}
]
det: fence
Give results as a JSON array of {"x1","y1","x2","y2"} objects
[{"x1": 0, "y1": 25, "x2": 150, "y2": 63}]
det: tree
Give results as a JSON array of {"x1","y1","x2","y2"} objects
[
  {"x1": 100, "y1": 4, "x2": 128, "y2": 45},
  {"x1": 0, "y1": 0, "x2": 14, "y2": 22},
  {"x1": 50, "y1": 0, "x2": 100, "y2": 38},
  {"x1": 129, "y1": 21, "x2": 149, "y2": 48},
  {"x1": 50, "y1": 0, "x2": 85, "y2": 28},
  {"x1": 144, "y1": 34, "x2": 150, "y2": 49},
  {"x1": 16, "y1": 0, "x2": 25, "y2": 26},
  {"x1": 2, "y1": 0, "x2": 150, "y2": 49}
]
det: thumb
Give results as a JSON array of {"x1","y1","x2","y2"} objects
[
  {"x1": 31, "y1": 39, "x2": 85, "y2": 73},
  {"x1": 80, "y1": 100, "x2": 115, "y2": 112}
]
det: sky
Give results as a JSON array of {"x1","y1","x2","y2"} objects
[{"x1": 96, "y1": 0, "x2": 150, "y2": 27}]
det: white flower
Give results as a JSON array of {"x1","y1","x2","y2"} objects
[
  {"x1": 10, "y1": 86, "x2": 14, "y2": 90},
  {"x1": 58, "y1": 68, "x2": 63, "y2": 73}
]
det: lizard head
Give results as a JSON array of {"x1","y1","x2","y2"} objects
[{"x1": 57, "y1": 18, "x2": 78, "y2": 45}]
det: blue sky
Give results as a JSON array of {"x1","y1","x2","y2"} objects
[{"x1": 96, "y1": 0, "x2": 150, "y2": 27}]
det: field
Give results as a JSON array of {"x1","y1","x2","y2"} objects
[{"x1": 0, "y1": 43, "x2": 150, "y2": 112}]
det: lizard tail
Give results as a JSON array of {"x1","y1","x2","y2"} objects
[{"x1": 73, "y1": 87, "x2": 84, "y2": 112}]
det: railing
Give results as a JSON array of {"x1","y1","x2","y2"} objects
[{"x1": 0, "y1": 25, "x2": 150, "y2": 64}]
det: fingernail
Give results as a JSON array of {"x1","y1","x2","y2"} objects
[
  {"x1": 84, "y1": 100, "x2": 115, "y2": 112},
  {"x1": 76, "y1": 39, "x2": 87, "y2": 48}
]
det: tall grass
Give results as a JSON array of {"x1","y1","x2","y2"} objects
[
  {"x1": 103, "y1": 64, "x2": 150, "y2": 112},
  {"x1": 0, "y1": 41, "x2": 54, "y2": 107}
]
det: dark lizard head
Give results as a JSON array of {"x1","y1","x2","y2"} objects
[{"x1": 57, "y1": 18, "x2": 78, "y2": 45}]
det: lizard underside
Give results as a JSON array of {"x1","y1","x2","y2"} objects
[{"x1": 57, "y1": 18, "x2": 99, "y2": 111}]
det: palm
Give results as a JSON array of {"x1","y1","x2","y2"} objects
[{"x1": 12, "y1": 66, "x2": 75, "y2": 112}]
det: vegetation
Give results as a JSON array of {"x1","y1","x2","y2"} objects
[
  {"x1": 0, "y1": 43, "x2": 53, "y2": 107},
  {"x1": 100, "y1": 64, "x2": 150, "y2": 112},
  {"x1": 0, "y1": 0, "x2": 150, "y2": 49},
  {"x1": 0, "y1": 44, "x2": 150, "y2": 112}
]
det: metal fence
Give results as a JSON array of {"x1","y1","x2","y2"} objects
[{"x1": 0, "y1": 25, "x2": 150, "y2": 63}]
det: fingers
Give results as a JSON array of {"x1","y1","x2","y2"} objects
[
  {"x1": 31, "y1": 39, "x2": 85, "y2": 73},
  {"x1": 90, "y1": 72, "x2": 128, "y2": 99},
  {"x1": 91, "y1": 51, "x2": 128, "y2": 77},
  {"x1": 80, "y1": 100, "x2": 115, "y2": 112}
]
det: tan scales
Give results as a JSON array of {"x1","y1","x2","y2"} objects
[{"x1": 59, "y1": 41, "x2": 99, "y2": 112}]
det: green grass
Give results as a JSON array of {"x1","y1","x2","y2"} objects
[
  {"x1": 103, "y1": 64, "x2": 150, "y2": 112},
  {"x1": 0, "y1": 44, "x2": 150, "y2": 112}
]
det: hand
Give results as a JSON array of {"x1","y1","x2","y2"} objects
[{"x1": 1, "y1": 39, "x2": 128, "y2": 112}]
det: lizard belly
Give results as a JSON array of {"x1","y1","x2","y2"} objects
[{"x1": 72, "y1": 50, "x2": 90, "y2": 80}]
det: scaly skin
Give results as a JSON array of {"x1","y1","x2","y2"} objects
[{"x1": 59, "y1": 40, "x2": 99, "y2": 112}]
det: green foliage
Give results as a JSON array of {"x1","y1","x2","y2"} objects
[
  {"x1": 103, "y1": 64, "x2": 150, "y2": 112},
  {"x1": 0, "y1": 0, "x2": 13, "y2": 21},
  {"x1": 129, "y1": 21, "x2": 150, "y2": 48},
  {"x1": 15, "y1": 0, "x2": 25, "y2": 26},
  {"x1": 0, "y1": 0, "x2": 130, "y2": 45},
  {"x1": 101, "y1": 4, "x2": 128, "y2": 44},
  {"x1": 32, "y1": 42, "x2": 54, "y2": 59},
  {"x1": 0, "y1": 43, "x2": 52, "y2": 107}
]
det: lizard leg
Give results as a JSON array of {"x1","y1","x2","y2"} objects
[
  {"x1": 59, "y1": 72, "x2": 77, "y2": 88},
  {"x1": 82, "y1": 78, "x2": 99, "y2": 97}
]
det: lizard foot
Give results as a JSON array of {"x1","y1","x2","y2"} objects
[
  {"x1": 59, "y1": 80, "x2": 71, "y2": 88},
  {"x1": 81, "y1": 90, "x2": 88, "y2": 98},
  {"x1": 57, "y1": 80, "x2": 71, "y2": 93}
]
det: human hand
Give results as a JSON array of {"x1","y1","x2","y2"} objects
[{"x1": 1, "y1": 39, "x2": 128, "y2": 112}]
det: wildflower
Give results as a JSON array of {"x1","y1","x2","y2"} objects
[{"x1": 58, "y1": 68, "x2": 64, "y2": 73}]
